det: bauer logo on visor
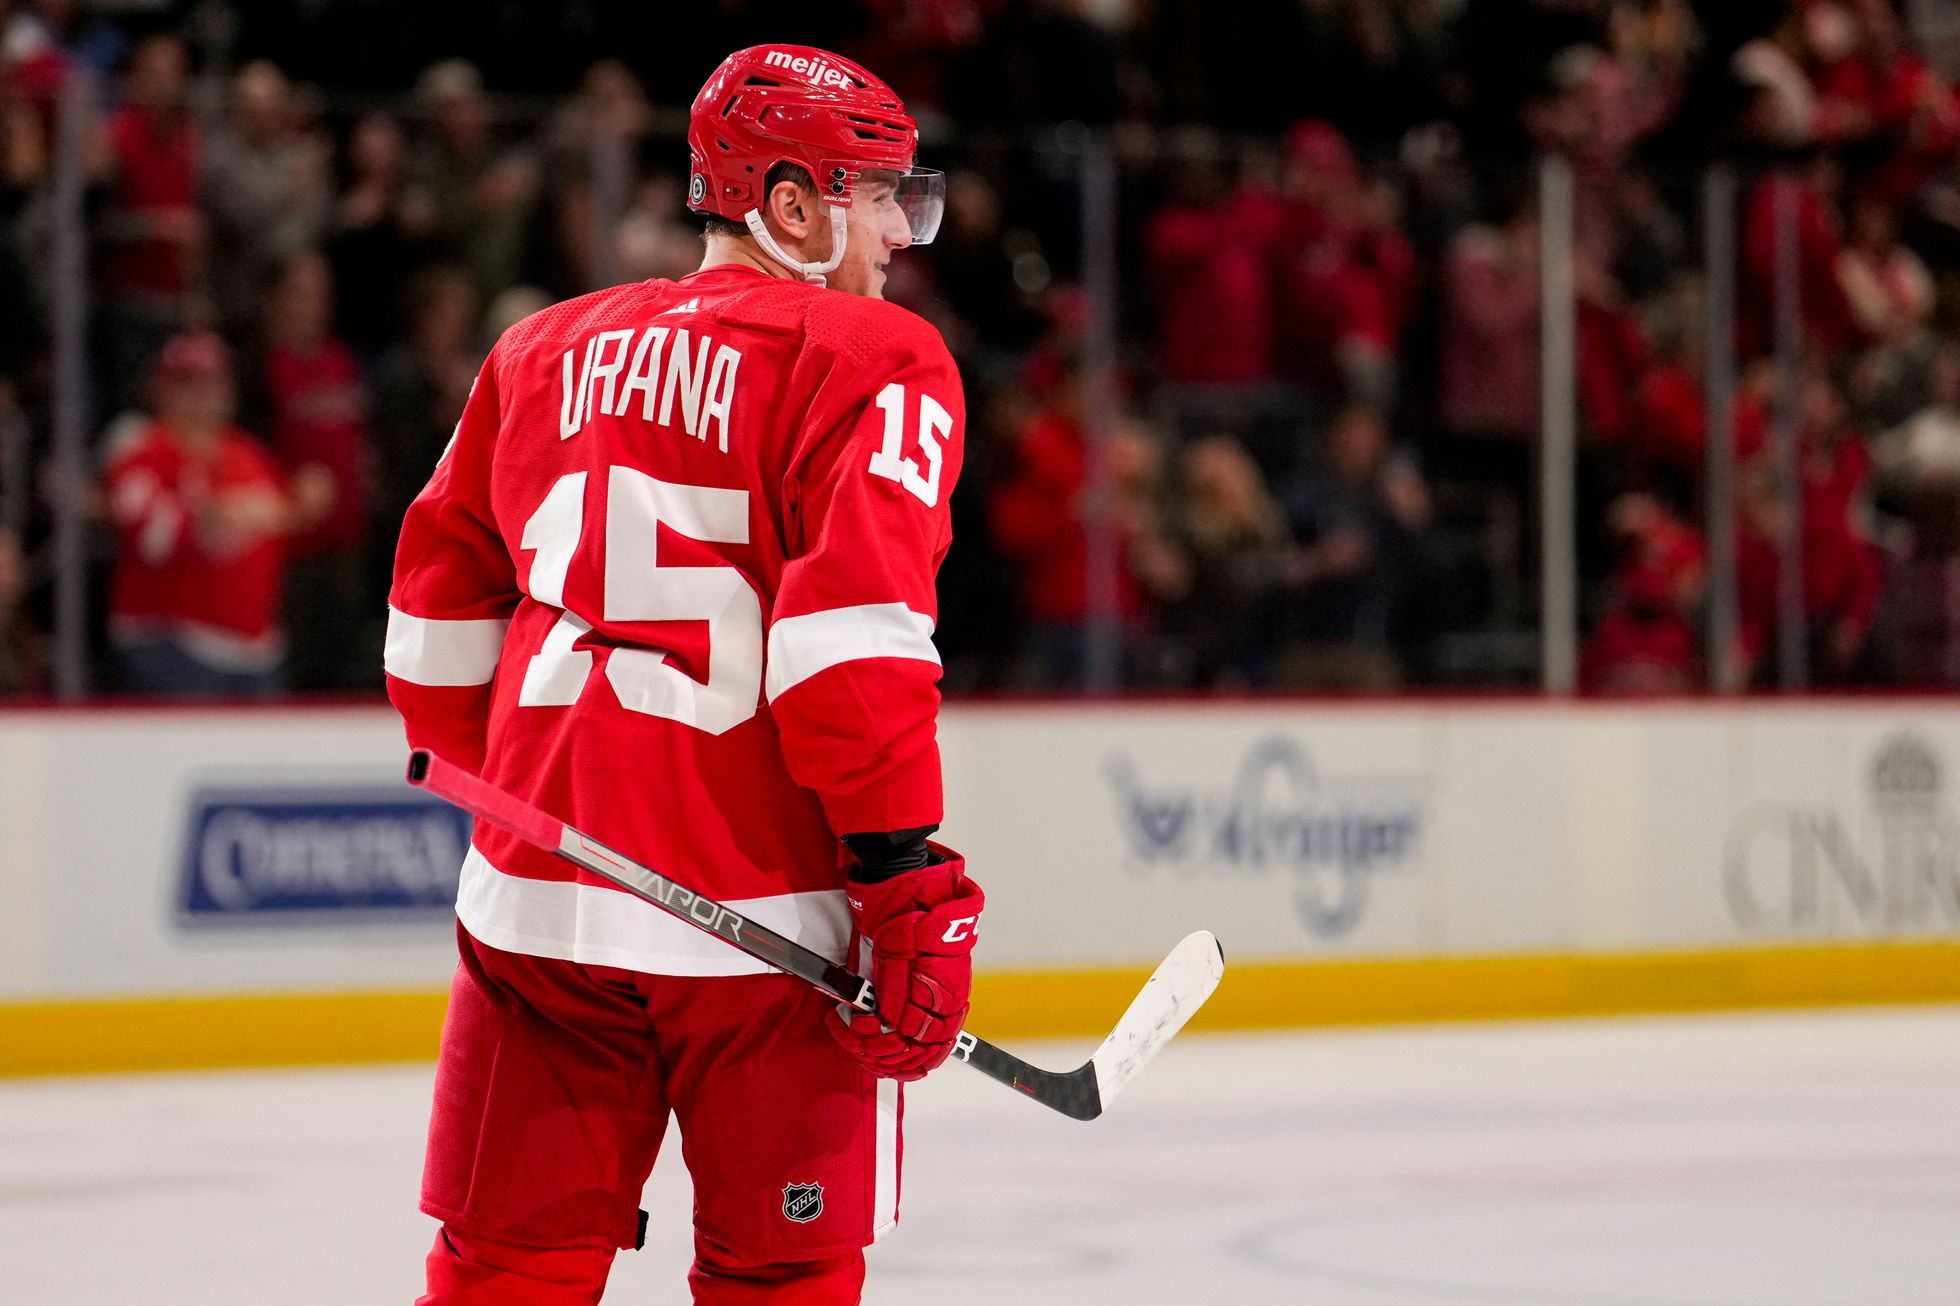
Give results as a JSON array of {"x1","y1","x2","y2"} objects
[{"x1": 782, "y1": 1182, "x2": 824, "y2": 1224}]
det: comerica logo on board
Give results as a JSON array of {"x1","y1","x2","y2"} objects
[
  {"x1": 1725, "y1": 733, "x2": 1960, "y2": 936},
  {"x1": 178, "y1": 786, "x2": 471, "y2": 922}
]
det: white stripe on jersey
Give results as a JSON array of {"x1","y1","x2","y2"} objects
[
  {"x1": 764, "y1": 602, "x2": 940, "y2": 702},
  {"x1": 383, "y1": 607, "x2": 510, "y2": 686},
  {"x1": 455, "y1": 844, "x2": 852, "y2": 977}
]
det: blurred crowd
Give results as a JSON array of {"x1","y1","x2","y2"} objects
[{"x1": 3, "y1": 0, "x2": 1960, "y2": 697}]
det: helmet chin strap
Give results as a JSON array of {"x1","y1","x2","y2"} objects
[{"x1": 745, "y1": 204, "x2": 849, "y2": 287}]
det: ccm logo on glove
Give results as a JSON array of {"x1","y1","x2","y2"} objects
[{"x1": 831, "y1": 845, "x2": 983, "y2": 1082}]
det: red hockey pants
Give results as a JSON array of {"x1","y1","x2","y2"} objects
[{"x1": 415, "y1": 924, "x2": 899, "y2": 1304}]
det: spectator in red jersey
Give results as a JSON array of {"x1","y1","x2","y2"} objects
[
  {"x1": 1271, "y1": 121, "x2": 1417, "y2": 406},
  {"x1": 1626, "y1": 297, "x2": 1707, "y2": 502},
  {"x1": 1811, "y1": 0, "x2": 1960, "y2": 203},
  {"x1": 99, "y1": 34, "x2": 201, "y2": 411},
  {"x1": 1797, "y1": 366, "x2": 1873, "y2": 528},
  {"x1": 102, "y1": 332, "x2": 328, "y2": 696},
  {"x1": 1739, "y1": 160, "x2": 1856, "y2": 360},
  {"x1": 250, "y1": 249, "x2": 374, "y2": 690},
  {"x1": 1733, "y1": 455, "x2": 1883, "y2": 689},
  {"x1": 200, "y1": 60, "x2": 332, "y2": 334},
  {"x1": 1144, "y1": 133, "x2": 1279, "y2": 387},
  {"x1": 1730, "y1": 368, "x2": 1878, "y2": 685},
  {"x1": 987, "y1": 360, "x2": 1176, "y2": 686},
  {"x1": 1573, "y1": 251, "x2": 1651, "y2": 450},
  {"x1": 1581, "y1": 493, "x2": 1704, "y2": 695}
]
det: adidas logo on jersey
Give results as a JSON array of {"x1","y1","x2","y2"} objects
[{"x1": 762, "y1": 50, "x2": 856, "y2": 92}]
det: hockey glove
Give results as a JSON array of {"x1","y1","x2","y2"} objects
[{"x1": 829, "y1": 842, "x2": 983, "y2": 1082}]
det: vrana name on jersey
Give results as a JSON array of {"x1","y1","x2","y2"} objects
[{"x1": 560, "y1": 326, "x2": 744, "y2": 452}]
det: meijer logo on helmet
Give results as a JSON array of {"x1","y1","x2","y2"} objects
[{"x1": 762, "y1": 50, "x2": 855, "y2": 90}]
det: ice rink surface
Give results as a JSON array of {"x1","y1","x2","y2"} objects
[{"x1": 3, "y1": 1005, "x2": 1958, "y2": 1305}]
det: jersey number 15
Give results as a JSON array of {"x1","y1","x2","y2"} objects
[{"x1": 517, "y1": 468, "x2": 761, "y2": 736}]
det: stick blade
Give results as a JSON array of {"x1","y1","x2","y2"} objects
[{"x1": 1087, "y1": 930, "x2": 1226, "y2": 1112}]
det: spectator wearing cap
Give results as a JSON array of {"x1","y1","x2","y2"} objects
[
  {"x1": 409, "y1": 59, "x2": 537, "y2": 303},
  {"x1": 102, "y1": 332, "x2": 330, "y2": 695}
]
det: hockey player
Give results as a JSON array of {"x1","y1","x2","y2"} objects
[{"x1": 385, "y1": 45, "x2": 983, "y2": 1304}]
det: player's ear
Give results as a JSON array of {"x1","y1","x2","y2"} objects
[{"x1": 763, "y1": 177, "x2": 816, "y2": 243}]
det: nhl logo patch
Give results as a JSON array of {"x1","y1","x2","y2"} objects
[{"x1": 782, "y1": 1181, "x2": 824, "y2": 1224}]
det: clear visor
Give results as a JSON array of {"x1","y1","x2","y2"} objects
[{"x1": 894, "y1": 168, "x2": 945, "y2": 245}]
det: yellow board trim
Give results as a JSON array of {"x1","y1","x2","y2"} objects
[{"x1": 4, "y1": 941, "x2": 1959, "y2": 1077}]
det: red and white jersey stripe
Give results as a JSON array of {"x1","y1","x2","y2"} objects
[{"x1": 386, "y1": 266, "x2": 961, "y2": 974}]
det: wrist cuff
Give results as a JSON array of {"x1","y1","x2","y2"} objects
[{"x1": 844, "y1": 825, "x2": 939, "y2": 881}]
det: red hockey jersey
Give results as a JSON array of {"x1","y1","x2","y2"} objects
[
  {"x1": 386, "y1": 265, "x2": 962, "y2": 975},
  {"x1": 104, "y1": 419, "x2": 290, "y2": 666}
]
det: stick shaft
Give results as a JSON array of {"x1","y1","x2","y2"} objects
[{"x1": 407, "y1": 749, "x2": 871, "y2": 1010}]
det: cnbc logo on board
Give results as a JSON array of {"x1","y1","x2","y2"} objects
[
  {"x1": 1725, "y1": 733, "x2": 1960, "y2": 936},
  {"x1": 1105, "y1": 736, "x2": 1425, "y2": 939}
]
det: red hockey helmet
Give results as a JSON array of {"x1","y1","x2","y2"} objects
[{"x1": 688, "y1": 45, "x2": 944, "y2": 280}]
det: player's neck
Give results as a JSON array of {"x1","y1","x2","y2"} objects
[{"x1": 697, "y1": 234, "x2": 803, "y2": 283}]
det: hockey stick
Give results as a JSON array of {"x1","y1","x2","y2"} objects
[{"x1": 406, "y1": 748, "x2": 1224, "y2": 1120}]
